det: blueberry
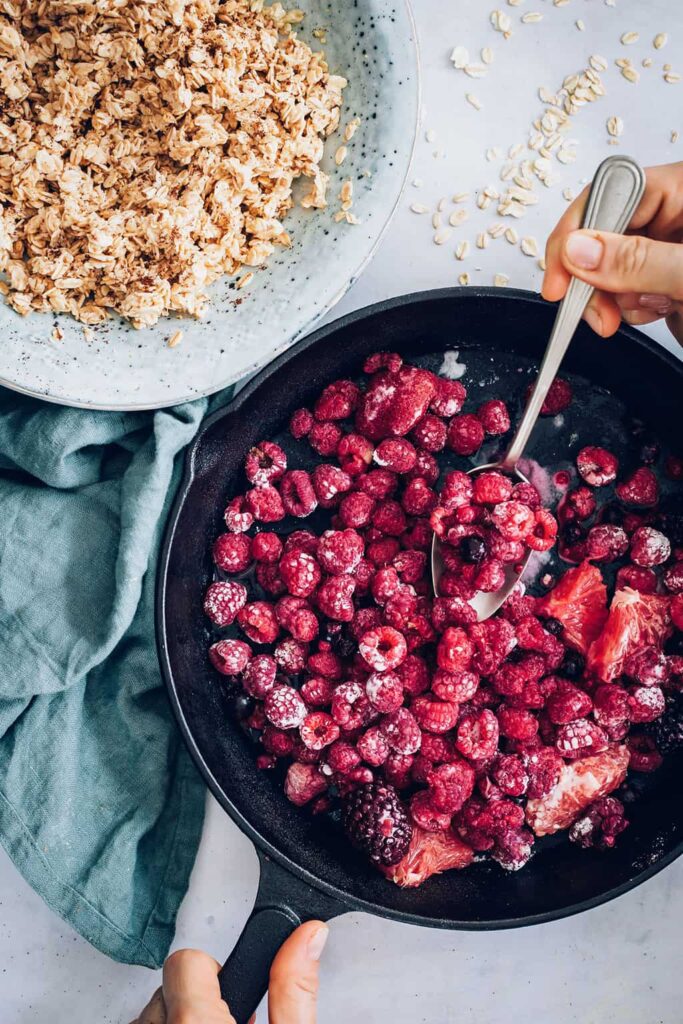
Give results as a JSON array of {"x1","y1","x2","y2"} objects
[
  {"x1": 232, "y1": 693, "x2": 255, "y2": 720},
  {"x1": 460, "y1": 535, "x2": 487, "y2": 563},
  {"x1": 562, "y1": 650, "x2": 585, "y2": 680},
  {"x1": 544, "y1": 617, "x2": 564, "y2": 637}
]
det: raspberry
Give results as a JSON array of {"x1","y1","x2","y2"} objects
[
  {"x1": 311, "y1": 464, "x2": 352, "y2": 506},
  {"x1": 371, "y1": 567, "x2": 401, "y2": 606},
  {"x1": 237, "y1": 601, "x2": 279, "y2": 643},
  {"x1": 665, "y1": 455, "x2": 683, "y2": 481},
  {"x1": 615, "y1": 564, "x2": 658, "y2": 593},
  {"x1": 407, "y1": 449, "x2": 440, "y2": 485},
  {"x1": 586, "y1": 524, "x2": 629, "y2": 562},
  {"x1": 279, "y1": 549, "x2": 321, "y2": 597},
  {"x1": 262, "y1": 726, "x2": 296, "y2": 758},
  {"x1": 357, "y1": 726, "x2": 390, "y2": 766},
  {"x1": 245, "y1": 441, "x2": 287, "y2": 486},
  {"x1": 245, "y1": 484, "x2": 285, "y2": 523},
  {"x1": 208, "y1": 638, "x2": 252, "y2": 675},
  {"x1": 561, "y1": 486, "x2": 596, "y2": 521},
  {"x1": 300, "y1": 711, "x2": 340, "y2": 750},
  {"x1": 526, "y1": 509, "x2": 558, "y2": 552},
  {"x1": 289, "y1": 407, "x2": 314, "y2": 439},
  {"x1": 365, "y1": 671, "x2": 403, "y2": 713},
  {"x1": 339, "y1": 491, "x2": 375, "y2": 528},
  {"x1": 491, "y1": 500, "x2": 534, "y2": 541},
  {"x1": 616, "y1": 467, "x2": 659, "y2": 507},
  {"x1": 555, "y1": 719, "x2": 608, "y2": 758},
  {"x1": 627, "y1": 734, "x2": 664, "y2": 772},
  {"x1": 203, "y1": 580, "x2": 247, "y2": 626},
  {"x1": 381, "y1": 707, "x2": 422, "y2": 754},
  {"x1": 375, "y1": 437, "x2": 417, "y2": 473},
  {"x1": 354, "y1": 376, "x2": 398, "y2": 441},
  {"x1": 401, "y1": 478, "x2": 437, "y2": 517},
  {"x1": 364, "y1": 351, "x2": 403, "y2": 375},
  {"x1": 436, "y1": 626, "x2": 473, "y2": 673},
  {"x1": 274, "y1": 638, "x2": 308, "y2": 675},
  {"x1": 497, "y1": 705, "x2": 539, "y2": 741},
  {"x1": 439, "y1": 470, "x2": 473, "y2": 510},
  {"x1": 419, "y1": 734, "x2": 454, "y2": 763},
  {"x1": 628, "y1": 685, "x2": 665, "y2": 723},
  {"x1": 224, "y1": 495, "x2": 254, "y2": 533},
  {"x1": 284, "y1": 530, "x2": 319, "y2": 556},
  {"x1": 469, "y1": 618, "x2": 517, "y2": 675},
  {"x1": 392, "y1": 549, "x2": 427, "y2": 585},
  {"x1": 478, "y1": 399, "x2": 511, "y2": 435},
  {"x1": 576, "y1": 446, "x2": 619, "y2": 487},
  {"x1": 252, "y1": 532, "x2": 283, "y2": 563},
  {"x1": 354, "y1": 558, "x2": 375, "y2": 595},
  {"x1": 412, "y1": 695, "x2": 460, "y2": 733},
  {"x1": 308, "y1": 420, "x2": 343, "y2": 456},
  {"x1": 624, "y1": 646, "x2": 671, "y2": 687},
  {"x1": 254, "y1": 562, "x2": 286, "y2": 596},
  {"x1": 314, "y1": 379, "x2": 360, "y2": 421},
  {"x1": 522, "y1": 746, "x2": 563, "y2": 799},
  {"x1": 663, "y1": 562, "x2": 683, "y2": 594},
  {"x1": 427, "y1": 760, "x2": 475, "y2": 813},
  {"x1": 372, "y1": 499, "x2": 407, "y2": 536},
  {"x1": 359, "y1": 626, "x2": 408, "y2": 671},
  {"x1": 264, "y1": 685, "x2": 306, "y2": 728},
  {"x1": 486, "y1": 532, "x2": 526, "y2": 564},
  {"x1": 385, "y1": 367, "x2": 437, "y2": 437},
  {"x1": 491, "y1": 754, "x2": 529, "y2": 796},
  {"x1": 327, "y1": 740, "x2": 362, "y2": 774},
  {"x1": 316, "y1": 575, "x2": 356, "y2": 621},
  {"x1": 341, "y1": 782, "x2": 413, "y2": 866},
  {"x1": 456, "y1": 708, "x2": 499, "y2": 760},
  {"x1": 396, "y1": 654, "x2": 431, "y2": 696},
  {"x1": 242, "y1": 654, "x2": 277, "y2": 698},
  {"x1": 446, "y1": 414, "x2": 485, "y2": 456},
  {"x1": 568, "y1": 796, "x2": 628, "y2": 850},
  {"x1": 411, "y1": 414, "x2": 447, "y2": 452},
  {"x1": 546, "y1": 681, "x2": 593, "y2": 724},
  {"x1": 473, "y1": 471, "x2": 513, "y2": 505},
  {"x1": 491, "y1": 828, "x2": 535, "y2": 871},
  {"x1": 301, "y1": 675, "x2": 334, "y2": 707},
  {"x1": 278, "y1": 470, "x2": 316, "y2": 517},
  {"x1": 212, "y1": 532, "x2": 252, "y2": 573},
  {"x1": 337, "y1": 433, "x2": 374, "y2": 476},
  {"x1": 430, "y1": 377, "x2": 466, "y2": 417},
  {"x1": 316, "y1": 528, "x2": 364, "y2": 576},
  {"x1": 593, "y1": 684, "x2": 630, "y2": 730},
  {"x1": 409, "y1": 791, "x2": 452, "y2": 832},
  {"x1": 474, "y1": 558, "x2": 506, "y2": 593},
  {"x1": 383, "y1": 752, "x2": 414, "y2": 789},
  {"x1": 630, "y1": 526, "x2": 671, "y2": 567},
  {"x1": 431, "y1": 596, "x2": 477, "y2": 631},
  {"x1": 537, "y1": 377, "x2": 572, "y2": 415},
  {"x1": 284, "y1": 763, "x2": 327, "y2": 806},
  {"x1": 431, "y1": 668, "x2": 478, "y2": 703}
]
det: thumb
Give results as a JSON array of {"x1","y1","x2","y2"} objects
[
  {"x1": 561, "y1": 229, "x2": 683, "y2": 300},
  {"x1": 162, "y1": 949, "x2": 235, "y2": 1023},
  {"x1": 268, "y1": 921, "x2": 328, "y2": 1024}
]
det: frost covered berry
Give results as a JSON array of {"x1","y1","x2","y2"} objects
[{"x1": 203, "y1": 580, "x2": 247, "y2": 626}]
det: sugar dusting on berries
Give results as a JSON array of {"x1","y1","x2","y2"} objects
[{"x1": 439, "y1": 350, "x2": 467, "y2": 380}]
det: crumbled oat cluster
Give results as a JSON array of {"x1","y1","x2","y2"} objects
[{"x1": 0, "y1": 1, "x2": 345, "y2": 327}]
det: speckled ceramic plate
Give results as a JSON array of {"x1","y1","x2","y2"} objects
[{"x1": 0, "y1": 1, "x2": 418, "y2": 411}]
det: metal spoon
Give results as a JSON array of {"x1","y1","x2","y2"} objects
[{"x1": 431, "y1": 154, "x2": 646, "y2": 619}]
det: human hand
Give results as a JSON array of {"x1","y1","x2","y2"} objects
[
  {"x1": 133, "y1": 920, "x2": 328, "y2": 1024},
  {"x1": 542, "y1": 160, "x2": 683, "y2": 345}
]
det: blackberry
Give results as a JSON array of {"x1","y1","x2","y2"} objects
[
  {"x1": 638, "y1": 437, "x2": 660, "y2": 466},
  {"x1": 332, "y1": 629, "x2": 357, "y2": 659},
  {"x1": 561, "y1": 649, "x2": 585, "y2": 681},
  {"x1": 543, "y1": 617, "x2": 564, "y2": 637},
  {"x1": 647, "y1": 694, "x2": 683, "y2": 755},
  {"x1": 460, "y1": 535, "x2": 487, "y2": 563},
  {"x1": 341, "y1": 782, "x2": 413, "y2": 867},
  {"x1": 563, "y1": 523, "x2": 586, "y2": 546}
]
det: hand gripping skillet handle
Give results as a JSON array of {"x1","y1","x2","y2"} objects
[
  {"x1": 218, "y1": 849, "x2": 345, "y2": 1024},
  {"x1": 502, "y1": 155, "x2": 646, "y2": 471}
]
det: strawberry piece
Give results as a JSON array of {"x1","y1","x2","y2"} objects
[
  {"x1": 537, "y1": 561, "x2": 608, "y2": 654},
  {"x1": 587, "y1": 587, "x2": 672, "y2": 682},
  {"x1": 525, "y1": 745, "x2": 630, "y2": 836},
  {"x1": 381, "y1": 826, "x2": 474, "y2": 887}
]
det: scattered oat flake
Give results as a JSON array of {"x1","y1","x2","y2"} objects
[
  {"x1": 494, "y1": 273, "x2": 510, "y2": 286},
  {"x1": 554, "y1": 0, "x2": 570, "y2": 6},
  {"x1": 51, "y1": 325, "x2": 64, "y2": 342},
  {"x1": 452, "y1": 191, "x2": 470, "y2": 203},
  {"x1": 466, "y1": 93, "x2": 482, "y2": 110},
  {"x1": 521, "y1": 13, "x2": 543, "y2": 24},
  {"x1": 432, "y1": 213, "x2": 442, "y2": 229},
  {"x1": 537, "y1": 257, "x2": 547, "y2": 271},
  {"x1": 458, "y1": 272, "x2": 471, "y2": 286},
  {"x1": 576, "y1": 19, "x2": 585, "y2": 31},
  {"x1": 343, "y1": 118, "x2": 361, "y2": 142},
  {"x1": 664, "y1": 72, "x2": 681, "y2": 84},
  {"x1": 490, "y1": 10, "x2": 512, "y2": 36},
  {"x1": 340, "y1": 180, "x2": 353, "y2": 204},
  {"x1": 482, "y1": 47, "x2": 494, "y2": 64},
  {"x1": 671, "y1": 130, "x2": 679, "y2": 143},
  {"x1": 335, "y1": 145, "x2": 348, "y2": 166},
  {"x1": 449, "y1": 208, "x2": 469, "y2": 227},
  {"x1": 590, "y1": 55, "x2": 608, "y2": 72},
  {"x1": 488, "y1": 222, "x2": 505, "y2": 238},
  {"x1": 450, "y1": 46, "x2": 469, "y2": 69},
  {"x1": 607, "y1": 116, "x2": 623, "y2": 137},
  {"x1": 236, "y1": 272, "x2": 254, "y2": 289},
  {"x1": 486, "y1": 147, "x2": 501, "y2": 162},
  {"x1": 654, "y1": 33, "x2": 667, "y2": 50},
  {"x1": 505, "y1": 227, "x2": 519, "y2": 244},
  {"x1": 642, "y1": 57, "x2": 653, "y2": 68},
  {"x1": 521, "y1": 236, "x2": 538, "y2": 257},
  {"x1": 621, "y1": 32, "x2": 639, "y2": 46},
  {"x1": 83, "y1": 327, "x2": 94, "y2": 342},
  {"x1": 622, "y1": 66, "x2": 640, "y2": 83},
  {"x1": 434, "y1": 229, "x2": 452, "y2": 246},
  {"x1": 509, "y1": 143, "x2": 525, "y2": 159},
  {"x1": 465, "y1": 63, "x2": 488, "y2": 78},
  {"x1": 167, "y1": 329, "x2": 183, "y2": 348},
  {"x1": 477, "y1": 193, "x2": 491, "y2": 210},
  {"x1": 412, "y1": 178, "x2": 423, "y2": 188},
  {"x1": 410, "y1": 202, "x2": 429, "y2": 214},
  {"x1": 425, "y1": 129, "x2": 437, "y2": 143},
  {"x1": 562, "y1": 187, "x2": 575, "y2": 201},
  {"x1": 476, "y1": 232, "x2": 489, "y2": 249},
  {"x1": 455, "y1": 240, "x2": 470, "y2": 260},
  {"x1": 437, "y1": 197, "x2": 448, "y2": 213}
]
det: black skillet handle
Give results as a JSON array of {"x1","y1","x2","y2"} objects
[{"x1": 218, "y1": 849, "x2": 346, "y2": 1023}]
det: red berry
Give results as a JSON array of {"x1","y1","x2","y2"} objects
[
  {"x1": 439, "y1": 470, "x2": 473, "y2": 510},
  {"x1": 430, "y1": 378, "x2": 466, "y2": 417},
  {"x1": 242, "y1": 654, "x2": 277, "y2": 698},
  {"x1": 290, "y1": 407, "x2": 314, "y2": 439},
  {"x1": 402, "y1": 477, "x2": 437, "y2": 516},
  {"x1": 593, "y1": 684, "x2": 630, "y2": 729},
  {"x1": 628, "y1": 685, "x2": 665, "y2": 723},
  {"x1": 375, "y1": 437, "x2": 417, "y2": 473},
  {"x1": 203, "y1": 580, "x2": 247, "y2": 626},
  {"x1": 327, "y1": 740, "x2": 361, "y2": 774},
  {"x1": 616, "y1": 467, "x2": 659, "y2": 507},
  {"x1": 224, "y1": 495, "x2": 254, "y2": 533},
  {"x1": 576, "y1": 446, "x2": 618, "y2": 487},
  {"x1": 432, "y1": 668, "x2": 479, "y2": 702},
  {"x1": 364, "y1": 351, "x2": 403, "y2": 374},
  {"x1": 237, "y1": 601, "x2": 279, "y2": 643},
  {"x1": 586, "y1": 525, "x2": 629, "y2": 562},
  {"x1": 314, "y1": 379, "x2": 360, "y2": 420},
  {"x1": 663, "y1": 562, "x2": 683, "y2": 594},
  {"x1": 359, "y1": 626, "x2": 408, "y2": 671},
  {"x1": 381, "y1": 707, "x2": 422, "y2": 754},
  {"x1": 300, "y1": 712, "x2": 340, "y2": 750},
  {"x1": 411, "y1": 414, "x2": 447, "y2": 452},
  {"x1": 301, "y1": 675, "x2": 334, "y2": 706},
  {"x1": 526, "y1": 508, "x2": 558, "y2": 552},
  {"x1": 372, "y1": 499, "x2": 407, "y2": 536},
  {"x1": 245, "y1": 484, "x2": 285, "y2": 523},
  {"x1": 436, "y1": 626, "x2": 473, "y2": 673},
  {"x1": 318, "y1": 528, "x2": 364, "y2": 575},
  {"x1": 627, "y1": 734, "x2": 664, "y2": 773},
  {"x1": 357, "y1": 468, "x2": 399, "y2": 500},
  {"x1": 630, "y1": 526, "x2": 671, "y2": 567},
  {"x1": 521, "y1": 746, "x2": 563, "y2": 799},
  {"x1": 478, "y1": 399, "x2": 511, "y2": 435},
  {"x1": 561, "y1": 485, "x2": 596, "y2": 521},
  {"x1": 357, "y1": 727, "x2": 390, "y2": 766},
  {"x1": 427, "y1": 760, "x2": 475, "y2": 813},
  {"x1": 393, "y1": 549, "x2": 428, "y2": 585},
  {"x1": 252, "y1": 532, "x2": 283, "y2": 563},
  {"x1": 262, "y1": 726, "x2": 296, "y2": 758},
  {"x1": 337, "y1": 433, "x2": 374, "y2": 475},
  {"x1": 615, "y1": 564, "x2": 658, "y2": 594},
  {"x1": 385, "y1": 367, "x2": 437, "y2": 437},
  {"x1": 274, "y1": 638, "x2": 309, "y2": 675},
  {"x1": 371, "y1": 566, "x2": 401, "y2": 605},
  {"x1": 546, "y1": 681, "x2": 593, "y2": 724},
  {"x1": 446, "y1": 414, "x2": 485, "y2": 456},
  {"x1": 339, "y1": 491, "x2": 376, "y2": 528},
  {"x1": 555, "y1": 719, "x2": 608, "y2": 758},
  {"x1": 407, "y1": 449, "x2": 440, "y2": 485},
  {"x1": 497, "y1": 705, "x2": 539, "y2": 741},
  {"x1": 455, "y1": 709, "x2": 499, "y2": 760},
  {"x1": 316, "y1": 575, "x2": 356, "y2": 621},
  {"x1": 212, "y1": 532, "x2": 252, "y2": 573},
  {"x1": 279, "y1": 549, "x2": 321, "y2": 597},
  {"x1": 284, "y1": 763, "x2": 326, "y2": 806},
  {"x1": 280, "y1": 470, "x2": 318, "y2": 517},
  {"x1": 208, "y1": 638, "x2": 252, "y2": 675},
  {"x1": 396, "y1": 654, "x2": 431, "y2": 696},
  {"x1": 245, "y1": 441, "x2": 287, "y2": 486},
  {"x1": 491, "y1": 500, "x2": 534, "y2": 541},
  {"x1": 474, "y1": 558, "x2": 506, "y2": 593},
  {"x1": 264, "y1": 685, "x2": 307, "y2": 728},
  {"x1": 491, "y1": 755, "x2": 529, "y2": 797},
  {"x1": 411, "y1": 695, "x2": 460, "y2": 733},
  {"x1": 511, "y1": 482, "x2": 541, "y2": 509},
  {"x1": 409, "y1": 791, "x2": 452, "y2": 832},
  {"x1": 537, "y1": 377, "x2": 572, "y2": 415},
  {"x1": 473, "y1": 471, "x2": 513, "y2": 505},
  {"x1": 311, "y1": 464, "x2": 352, "y2": 506},
  {"x1": 309, "y1": 420, "x2": 343, "y2": 456}
]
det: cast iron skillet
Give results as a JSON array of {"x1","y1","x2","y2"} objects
[{"x1": 156, "y1": 288, "x2": 683, "y2": 1023}]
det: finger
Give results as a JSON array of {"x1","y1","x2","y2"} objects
[
  {"x1": 560, "y1": 230, "x2": 683, "y2": 300},
  {"x1": 665, "y1": 307, "x2": 683, "y2": 347},
  {"x1": 542, "y1": 187, "x2": 589, "y2": 301},
  {"x1": 135, "y1": 988, "x2": 166, "y2": 1024},
  {"x1": 582, "y1": 291, "x2": 622, "y2": 337},
  {"x1": 268, "y1": 921, "x2": 328, "y2": 1024},
  {"x1": 620, "y1": 310, "x2": 664, "y2": 327},
  {"x1": 163, "y1": 949, "x2": 235, "y2": 1024}
]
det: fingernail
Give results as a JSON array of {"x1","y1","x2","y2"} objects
[
  {"x1": 565, "y1": 232, "x2": 603, "y2": 270},
  {"x1": 639, "y1": 293, "x2": 673, "y2": 315},
  {"x1": 307, "y1": 924, "x2": 329, "y2": 961}
]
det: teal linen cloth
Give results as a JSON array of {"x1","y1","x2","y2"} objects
[{"x1": 0, "y1": 388, "x2": 214, "y2": 968}]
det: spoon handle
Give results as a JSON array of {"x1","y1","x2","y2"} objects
[{"x1": 502, "y1": 154, "x2": 646, "y2": 471}]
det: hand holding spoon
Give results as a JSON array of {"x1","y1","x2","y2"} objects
[{"x1": 431, "y1": 154, "x2": 646, "y2": 619}]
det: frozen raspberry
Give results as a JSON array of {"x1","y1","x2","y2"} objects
[
  {"x1": 372, "y1": 500, "x2": 407, "y2": 536},
  {"x1": 237, "y1": 601, "x2": 279, "y2": 644},
  {"x1": 497, "y1": 705, "x2": 539, "y2": 741},
  {"x1": 628, "y1": 685, "x2": 665, "y2": 723},
  {"x1": 264, "y1": 685, "x2": 306, "y2": 729},
  {"x1": 491, "y1": 755, "x2": 528, "y2": 796},
  {"x1": 278, "y1": 470, "x2": 316, "y2": 517},
  {"x1": 446, "y1": 414, "x2": 485, "y2": 456},
  {"x1": 615, "y1": 564, "x2": 658, "y2": 593},
  {"x1": 300, "y1": 675, "x2": 334, "y2": 707},
  {"x1": 663, "y1": 562, "x2": 683, "y2": 594},
  {"x1": 491, "y1": 828, "x2": 535, "y2": 871},
  {"x1": 284, "y1": 763, "x2": 327, "y2": 806},
  {"x1": 316, "y1": 576, "x2": 356, "y2": 622},
  {"x1": 586, "y1": 524, "x2": 629, "y2": 562},
  {"x1": 410, "y1": 755, "x2": 434, "y2": 786},
  {"x1": 431, "y1": 668, "x2": 477, "y2": 703},
  {"x1": 616, "y1": 467, "x2": 659, "y2": 507},
  {"x1": 358, "y1": 469, "x2": 399, "y2": 501},
  {"x1": 474, "y1": 559, "x2": 506, "y2": 593},
  {"x1": 375, "y1": 438, "x2": 417, "y2": 473},
  {"x1": 476, "y1": 398, "x2": 510, "y2": 435},
  {"x1": 339, "y1": 492, "x2": 375, "y2": 529},
  {"x1": 426, "y1": 761, "x2": 475, "y2": 814},
  {"x1": 212, "y1": 532, "x2": 252, "y2": 573},
  {"x1": 300, "y1": 712, "x2": 340, "y2": 750},
  {"x1": 254, "y1": 562, "x2": 285, "y2": 596},
  {"x1": 522, "y1": 746, "x2": 563, "y2": 799},
  {"x1": 364, "y1": 672, "x2": 402, "y2": 713},
  {"x1": 289, "y1": 407, "x2": 314, "y2": 439},
  {"x1": 357, "y1": 726, "x2": 390, "y2": 766},
  {"x1": 555, "y1": 719, "x2": 608, "y2": 759},
  {"x1": 627, "y1": 734, "x2": 664, "y2": 772},
  {"x1": 624, "y1": 646, "x2": 671, "y2": 687},
  {"x1": 279, "y1": 550, "x2": 321, "y2": 597},
  {"x1": 224, "y1": 496, "x2": 254, "y2": 533},
  {"x1": 245, "y1": 484, "x2": 285, "y2": 523},
  {"x1": 673, "y1": 595, "x2": 683, "y2": 631},
  {"x1": 665, "y1": 455, "x2": 683, "y2": 481},
  {"x1": 316, "y1": 529, "x2": 364, "y2": 576},
  {"x1": 342, "y1": 781, "x2": 413, "y2": 866},
  {"x1": 412, "y1": 695, "x2": 460, "y2": 733},
  {"x1": 314, "y1": 379, "x2": 360, "y2": 421},
  {"x1": 561, "y1": 486, "x2": 596, "y2": 522},
  {"x1": 576, "y1": 446, "x2": 619, "y2": 487},
  {"x1": 245, "y1": 441, "x2": 287, "y2": 487},
  {"x1": 203, "y1": 580, "x2": 247, "y2": 626},
  {"x1": 411, "y1": 414, "x2": 447, "y2": 452},
  {"x1": 407, "y1": 449, "x2": 440, "y2": 486},
  {"x1": 409, "y1": 791, "x2": 452, "y2": 832},
  {"x1": 371, "y1": 567, "x2": 401, "y2": 606},
  {"x1": 431, "y1": 596, "x2": 478, "y2": 631},
  {"x1": 381, "y1": 707, "x2": 422, "y2": 754},
  {"x1": 527, "y1": 509, "x2": 558, "y2": 552},
  {"x1": 354, "y1": 375, "x2": 398, "y2": 441},
  {"x1": 337, "y1": 433, "x2": 374, "y2": 476},
  {"x1": 486, "y1": 531, "x2": 526, "y2": 564},
  {"x1": 251, "y1": 532, "x2": 281, "y2": 564},
  {"x1": 473, "y1": 471, "x2": 513, "y2": 505},
  {"x1": 384, "y1": 367, "x2": 437, "y2": 437},
  {"x1": 359, "y1": 626, "x2": 408, "y2": 671},
  {"x1": 456, "y1": 708, "x2": 499, "y2": 760},
  {"x1": 327, "y1": 740, "x2": 362, "y2": 774},
  {"x1": 546, "y1": 682, "x2": 593, "y2": 724},
  {"x1": 569, "y1": 796, "x2": 628, "y2": 850},
  {"x1": 630, "y1": 526, "x2": 671, "y2": 567},
  {"x1": 593, "y1": 683, "x2": 630, "y2": 729},
  {"x1": 274, "y1": 638, "x2": 308, "y2": 675},
  {"x1": 383, "y1": 752, "x2": 414, "y2": 789},
  {"x1": 436, "y1": 471, "x2": 471, "y2": 511},
  {"x1": 395, "y1": 654, "x2": 430, "y2": 697},
  {"x1": 242, "y1": 654, "x2": 277, "y2": 698},
  {"x1": 308, "y1": 650, "x2": 343, "y2": 682},
  {"x1": 536, "y1": 377, "x2": 572, "y2": 415},
  {"x1": 364, "y1": 351, "x2": 403, "y2": 375},
  {"x1": 419, "y1": 734, "x2": 454, "y2": 764},
  {"x1": 430, "y1": 377, "x2": 466, "y2": 417},
  {"x1": 209, "y1": 638, "x2": 252, "y2": 675},
  {"x1": 262, "y1": 726, "x2": 296, "y2": 758},
  {"x1": 401, "y1": 476, "x2": 437, "y2": 517},
  {"x1": 491, "y1": 501, "x2": 535, "y2": 541},
  {"x1": 392, "y1": 550, "x2": 427, "y2": 586},
  {"x1": 308, "y1": 420, "x2": 343, "y2": 456},
  {"x1": 436, "y1": 626, "x2": 473, "y2": 673},
  {"x1": 284, "y1": 530, "x2": 319, "y2": 556},
  {"x1": 354, "y1": 558, "x2": 375, "y2": 595},
  {"x1": 310, "y1": 464, "x2": 352, "y2": 507}
]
